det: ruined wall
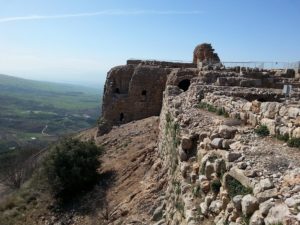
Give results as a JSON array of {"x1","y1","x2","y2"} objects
[
  {"x1": 153, "y1": 84, "x2": 300, "y2": 225},
  {"x1": 98, "y1": 61, "x2": 200, "y2": 135},
  {"x1": 98, "y1": 63, "x2": 173, "y2": 134},
  {"x1": 199, "y1": 89, "x2": 300, "y2": 139}
]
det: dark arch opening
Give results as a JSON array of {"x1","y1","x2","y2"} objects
[
  {"x1": 178, "y1": 79, "x2": 191, "y2": 92},
  {"x1": 141, "y1": 90, "x2": 147, "y2": 96},
  {"x1": 115, "y1": 88, "x2": 120, "y2": 94},
  {"x1": 120, "y1": 113, "x2": 124, "y2": 122}
]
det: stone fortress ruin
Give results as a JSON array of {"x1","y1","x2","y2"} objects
[
  {"x1": 99, "y1": 43, "x2": 300, "y2": 137},
  {"x1": 98, "y1": 43, "x2": 300, "y2": 224}
]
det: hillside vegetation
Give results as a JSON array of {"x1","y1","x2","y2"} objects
[{"x1": 0, "y1": 74, "x2": 102, "y2": 152}]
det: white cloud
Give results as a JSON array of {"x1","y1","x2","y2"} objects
[{"x1": 0, "y1": 10, "x2": 203, "y2": 23}]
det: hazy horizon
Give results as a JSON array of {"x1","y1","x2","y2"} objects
[{"x1": 1, "y1": 0, "x2": 299, "y2": 85}]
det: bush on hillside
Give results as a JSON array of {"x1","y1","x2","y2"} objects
[
  {"x1": 254, "y1": 125, "x2": 270, "y2": 137},
  {"x1": 287, "y1": 137, "x2": 300, "y2": 148},
  {"x1": 43, "y1": 138, "x2": 103, "y2": 199}
]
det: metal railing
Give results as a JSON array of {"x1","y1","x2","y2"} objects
[{"x1": 221, "y1": 61, "x2": 300, "y2": 70}]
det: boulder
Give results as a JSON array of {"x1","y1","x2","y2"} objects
[
  {"x1": 242, "y1": 194, "x2": 259, "y2": 217},
  {"x1": 209, "y1": 200, "x2": 223, "y2": 214},
  {"x1": 256, "y1": 188, "x2": 278, "y2": 203},
  {"x1": 181, "y1": 136, "x2": 193, "y2": 150},
  {"x1": 249, "y1": 210, "x2": 264, "y2": 225},
  {"x1": 200, "y1": 180, "x2": 210, "y2": 193},
  {"x1": 288, "y1": 107, "x2": 300, "y2": 118},
  {"x1": 218, "y1": 125, "x2": 238, "y2": 139},
  {"x1": 211, "y1": 138, "x2": 223, "y2": 149},
  {"x1": 232, "y1": 195, "x2": 243, "y2": 211},
  {"x1": 205, "y1": 161, "x2": 215, "y2": 180},
  {"x1": 259, "y1": 199, "x2": 275, "y2": 217},
  {"x1": 264, "y1": 203, "x2": 290, "y2": 225},
  {"x1": 292, "y1": 127, "x2": 300, "y2": 138},
  {"x1": 180, "y1": 162, "x2": 190, "y2": 178},
  {"x1": 227, "y1": 152, "x2": 242, "y2": 162},
  {"x1": 179, "y1": 149, "x2": 188, "y2": 161},
  {"x1": 259, "y1": 178, "x2": 274, "y2": 191}
]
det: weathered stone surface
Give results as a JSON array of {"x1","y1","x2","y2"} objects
[
  {"x1": 226, "y1": 167, "x2": 253, "y2": 189},
  {"x1": 232, "y1": 195, "x2": 243, "y2": 211},
  {"x1": 292, "y1": 127, "x2": 300, "y2": 138},
  {"x1": 256, "y1": 188, "x2": 278, "y2": 203},
  {"x1": 209, "y1": 200, "x2": 223, "y2": 214},
  {"x1": 259, "y1": 199, "x2": 275, "y2": 217},
  {"x1": 211, "y1": 138, "x2": 223, "y2": 149},
  {"x1": 181, "y1": 136, "x2": 193, "y2": 150},
  {"x1": 261, "y1": 118, "x2": 276, "y2": 135},
  {"x1": 218, "y1": 125, "x2": 238, "y2": 139},
  {"x1": 242, "y1": 194, "x2": 259, "y2": 217},
  {"x1": 205, "y1": 161, "x2": 215, "y2": 180},
  {"x1": 249, "y1": 210, "x2": 264, "y2": 225},
  {"x1": 264, "y1": 203, "x2": 291, "y2": 225},
  {"x1": 285, "y1": 195, "x2": 300, "y2": 208},
  {"x1": 98, "y1": 64, "x2": 171, "y2": 135},
  {"x1": 288, "y1": 107, "x2": 300, "y2": 118},
  {"x1": 227, "y1": 152, "x2": 242, "y2": 162},
  {"x1": 193, "y1": 43, "x2": 220, "y2": 66},
  {"x1": 259, "y1": 178, "x2": 274, "y2": 191},
  {"x1": 179, "y1": 149, "x2": 188, "y2": 161}
]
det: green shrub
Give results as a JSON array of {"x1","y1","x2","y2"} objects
[
  {"x1": 288, "y1": 137, "x2": 300, "y2": 148},
  {"x1": 276, "y1": 133, "x2": 289, "y2": 142},
  {"x1": 254, "y1": 125, "x2": 270, "y2": 137},
  {"x1": 217, "y1": 108, "x2": 229, "y2": 117},
  {"x1": 211, "y1": 179, "x2": 222, "y2": 193},
  {"x1": 43, "y1": 138, "x2": 103, "y2": 199}
]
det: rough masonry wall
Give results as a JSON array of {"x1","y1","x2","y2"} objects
[
  {"x1": 154, "y1": 84, "x2": 300, "y2": 225},
  {"x1": 98, "y1": 63, "x2": 171, "y2": 134},
  {"x1": 199, "y1": 89, "x2": 300, "y2": 139}
]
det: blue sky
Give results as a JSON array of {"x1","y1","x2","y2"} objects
[{"x1": 0, "y1": 0, "x2": 299, "y2": 87}]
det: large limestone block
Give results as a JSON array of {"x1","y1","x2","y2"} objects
[
  {"x1": 260, "y1": 118, "x2": 276, "y2": 135},
  {"x1": 261, "y1": 102, "x2": 280, "y2": 119},
  {"x1": 264, "y1": 203, "x2": 291, "y2": 225},
  {"x1": 288, "y1": 107, "x2": 300, "y2": 118},
  {"x1": 292, "y1": 127, "x2": 300, "y2": 138},
  {"x1": 242, "y1": 194, "x2": 259, "y2": 217}
]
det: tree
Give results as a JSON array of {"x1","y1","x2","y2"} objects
[{"x1": 43, "y1": 138, "x2": 103, "y2": 199}]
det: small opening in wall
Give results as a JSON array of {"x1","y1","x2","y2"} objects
[
  {"x1": 178, "y1": 79, "x2": 191, "y2": 92},
  {"x1": 141, "y1": 90, "x2": 147, "y2": 96},
  {"x1": 120, "y1": 113, "x2": 124, "y2": 122},
  {"x1": 115, "y1": 88, "x2": 120, "y2": 94}
]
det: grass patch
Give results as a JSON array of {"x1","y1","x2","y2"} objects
[
  {"x1": 241, "y1": 215, "x2": 250, "y2": 225},
  {"x1": 197, "y1": 102, "x2": 217, "y2": 113},
  {"x1": 287, "y1": 137, "x2": 300, "y2": 148},
  {"x1": 175, "y1": 201, "x2": 185, "y2": 217},
  {"x1": 197, "y1": 102, "x2": 229, "y2": 117},
  {"x1": 172, "y1": 180, "x2": 181, "y2": 195},
  {"x1": 254, "y1": 125, "x2": 270, "y2": 137},
  {"x1": 276, "y1": 133, "x2": 289, "y2": 142},
  {"x1": 217, "y1": 107, "x2": 229, "y2": 117},
  {"x1": 226, "y1": 176, "x2": 252, "y2": 198},
  {"x1": 165, "y1": 112, "x2": 180, "y2": 174}
]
